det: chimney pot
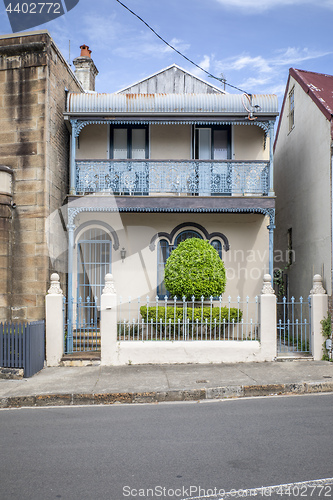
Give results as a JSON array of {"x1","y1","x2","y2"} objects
[{"x1": 80, "y1": 44, "x2": 91, "y2": 58}]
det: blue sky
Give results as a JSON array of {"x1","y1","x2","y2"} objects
[{"x1": 1, "y1": 0, "x2": 333, "y2": 105}]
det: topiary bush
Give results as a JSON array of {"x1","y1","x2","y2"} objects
[{"x1": 164, "y1": 238, "x2": 227, "y2": 300}]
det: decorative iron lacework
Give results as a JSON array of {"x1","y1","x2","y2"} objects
[
  {"x1": 70, "y1": 118, "x2": 274, "y2": 138},
  {"x1": 67, "y1": 206, "x2": 275, "y2": 228},
  {"x1": 75, "y1": 160, "x2": 269, "y2": 197}
]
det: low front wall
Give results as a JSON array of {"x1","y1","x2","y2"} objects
[{"x1": 112, "y1": 340, "x2": 274, "y2": 365}]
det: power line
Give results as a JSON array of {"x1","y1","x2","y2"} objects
[{"x1": 115, "y1": 0, "x2": 251, "y2": 95}]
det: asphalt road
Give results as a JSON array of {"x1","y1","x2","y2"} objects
[{"x1": 0, "y1": 393, "x2": 332, "y2": 500}]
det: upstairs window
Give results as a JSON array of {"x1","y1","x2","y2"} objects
[
  {"x1": 194, "y1": 126, "x2": 231, "y2": 160},
  {"x1": 110, "y1": 126, "x2": 148, "y2": 159},
  {"x1": 289, "y1": 87, "x2": 295, "y2": 131}
]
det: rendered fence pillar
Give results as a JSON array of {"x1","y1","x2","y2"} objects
[
  {"x1": 310, "y1": 274, "x2": 328, "y2": 360},
  {"x1": 45, "y1": 273, "x2": 64, "y2": 366},
  {"x1": 101, "y1": 273, "x2": 118, "y2": 366},
  {"x1": 260, "y1": 274, "x2": 277, "y2": 360}
]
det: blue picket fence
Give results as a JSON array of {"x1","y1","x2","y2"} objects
[{"x1": 0, "y1": 321, "x2": 45, "y2": 377}]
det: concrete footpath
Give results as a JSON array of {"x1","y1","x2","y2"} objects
[{"x1": 1, "y1": 360, "x2": 333, "y2": 408}]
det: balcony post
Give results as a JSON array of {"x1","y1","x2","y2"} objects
[
  {"x1": 70, "y1": 119, "x2": 77, "y2": 195},
  {"x1": 269, "y1": 121, "x2": 275, "y2": 196},
  {"x1": 267, "y1": 209, "x2": 275, "y2": 283},
  {"x1": 67, "y1": 209, "x2": 76, "y2": 352}
]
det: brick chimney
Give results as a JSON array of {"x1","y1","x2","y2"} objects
[{"x1": 73, "y1": 44, "x2": 98, "y2": 92}]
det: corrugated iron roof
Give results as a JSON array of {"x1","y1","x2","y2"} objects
[
  {"x1": 274, "y1": 68, "x2": 333, "y2": 148},
  {"x1": 291, "y1": 68, "x2": 333, "y2": 121},
  {"x1": 67, "y1": 92, "x2": 278, "y2": 115}
]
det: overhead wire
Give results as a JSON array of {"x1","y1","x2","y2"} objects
[{"x1": 115, "y1": 0, "x2": 252, "y2": 96}]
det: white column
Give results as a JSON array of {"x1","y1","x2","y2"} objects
[
  {"x1": 100, "y1": 274, "x2": 118, "y2": 366},
  {"x1": 260, "y1": 274, "x2": 277, "y2": 360},
  {"x1": 310, "y1": 274, "x2": 328, "y2": 361},
  {"x1": 45, "y1": 273, "x2": 64, "y2": 366}
]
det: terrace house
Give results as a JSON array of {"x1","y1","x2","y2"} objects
[
  {"x1": 62, "y1": 48, "x2": 279, "y2": 335},
  {"x1": 274, "y1": 68, "x2": 333, "y2": 306}
]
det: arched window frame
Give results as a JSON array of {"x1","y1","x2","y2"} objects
[{"x1": 156, "y1": 228, "x2": 225, "y2": 299}]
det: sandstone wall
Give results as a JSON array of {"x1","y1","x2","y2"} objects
[{"x1": 0, "y1": 31, "x2": 82, "y2": 321}]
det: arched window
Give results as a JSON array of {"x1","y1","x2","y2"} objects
[
  {"x1": 174, "y1": 229, "x2": 202, "y2": 246},
  {"x1": 157, "y1": 230, "x2": 203, "y2": 298},
  {"x1": 77, "y1": 228, "x2": 112, "y2": 303},
  {"x1": 157, "y1": 239, "x2": 170, "y2": 298},
  {"x1": 210, "y1": 239, "x2": 222, "y2": 259}
]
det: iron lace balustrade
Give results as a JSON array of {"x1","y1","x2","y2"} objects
[{"x1": 75, "y1": 159, "x2": 269, "y2": 196}]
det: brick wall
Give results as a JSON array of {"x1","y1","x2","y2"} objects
[{"x1": 0, "y1": 31, "x2": 82, "y2": 321}]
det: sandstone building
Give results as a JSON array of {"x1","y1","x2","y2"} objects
[{"x1": 0, "y1": 30, "x2": 82, "y2": 322}]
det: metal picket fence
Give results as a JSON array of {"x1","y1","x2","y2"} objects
[
  {"x1": 117, "y1": 295, "x2": 259, "y2": 342},
  {"x1": 0, "y1": 321, "x2": 45, "y2": 377},
  {"x1": 277, "y1": 296, "x2": 311, "y2": 354}
]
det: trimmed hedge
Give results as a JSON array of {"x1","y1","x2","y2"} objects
[
  {"x1": 140, "y1": 305, "x2": 243, "y2": 324},
  {"x1": 164, "y1": 238, "x2": 227, "y2": 300}
]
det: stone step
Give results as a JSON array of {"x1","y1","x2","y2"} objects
[{"x1": 60, "y1": 351, "x2": 101, "y2": 367}]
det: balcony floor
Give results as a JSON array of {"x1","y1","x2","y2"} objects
[{"x1": 67, "y1": 194, "x2": 275, "y2": 213}]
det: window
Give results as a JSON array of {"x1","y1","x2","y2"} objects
[
  {"x1": 110, "y1": 126, "x2": 148, "y2": 159},
  {"x1": 77, "y1": 228, "x2": 112, "y2": 303},
  {"x1": 194, "y1": 126, "x2": 231, "y2": 160},
  {"x1": 289, "y1": 87, "x2": 295, "y2": 131},
  {"x1": 157, "y1": 230, "x2": 224, "y2": 298},
  {"x1": 157, "y1": 240, "x2": 170, "y2": 298},
  {"x1": 211, "y1": 239, "x2": 222, "y2": 259}
]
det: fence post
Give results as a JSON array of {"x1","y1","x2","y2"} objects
[
  {"x1": 310, "y1": 274, "x2": 328, "y2": 361},
  {"x1": 101, "y1": 273, "x2": 118, "y2": 366},
  {"x1": 260, "y1": 274, "x2": 277, "y2": 360},
  {"x1": 45, "y1": 273, "x2": 64, "y2": 366}
]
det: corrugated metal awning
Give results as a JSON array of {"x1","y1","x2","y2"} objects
[{"x1": 67, "y1": 92, "x2": 278, "y2": 115}]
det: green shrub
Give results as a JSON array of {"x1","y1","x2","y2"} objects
[
  {"x1": 140, "y1": 305, "x2": 242, "y2": 324},
  {"x1": 321, "y1": 314, "x2": 332, "y2": 361},
  {"x1": 164, "y1": 238, "x2": 226, "y2": 300}
]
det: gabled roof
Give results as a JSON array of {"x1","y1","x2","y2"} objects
[
  {"x1": 291, "y1": 68, "x2": 333, "y2": 119},
  {"x1": 275, "y1": 68, "x2": 333, "y2": 148},
  {"x1": 116, "y1": 64, "x2": 225, "y2": 95}
]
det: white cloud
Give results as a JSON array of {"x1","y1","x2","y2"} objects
[
  {"x1": 80, "y1": 13, "x2": 123, "y2": 43},
  {"x1": 220, "y1": 55, "x2": 271, "y2": 73},
  {"x1": 162, "y1": 38, "x2": 190, "y2": 54},
  {"x1": 273, "y1": 47, "x2": 332, "y2": 66},
  {"x1": 189, "y1": 55, "x2": 211, "y2": 78},
  {"x1": 213, "y1": 0, "x2": 333, "y2": 12},
  {"x1": 211, "y1": 46, "x2": 333, "y2": 96}
]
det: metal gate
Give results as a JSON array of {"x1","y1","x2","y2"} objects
[
  {"x1": 64, "y1": 228, "x2": 111, "y2": 354},
  {"x1": 277, "y1": 296, "x2": 311, "y2": 355}
]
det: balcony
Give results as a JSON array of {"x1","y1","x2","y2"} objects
[{"x1": 75, "y1": 159, "x2": 270, "y2": 197}]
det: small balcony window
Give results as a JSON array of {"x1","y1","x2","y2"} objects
[
  {"x1": 111, "y1": 126, "x2": 148, "y2": 159},
  {"x1": 194, "y1": 126, "x2": 231, "y2": 160}
]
